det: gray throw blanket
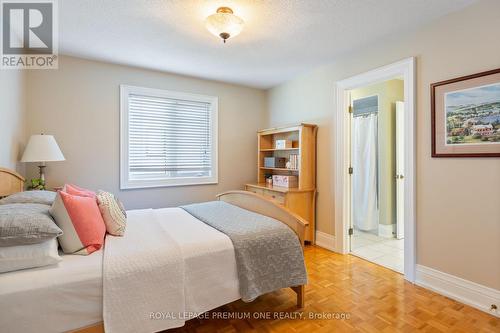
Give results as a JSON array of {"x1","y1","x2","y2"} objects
[{"x1": 181, "y1": 201, "x2": 307, "y2": 302}]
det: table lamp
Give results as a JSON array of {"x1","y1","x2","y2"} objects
[{"x1": 21, "y1": 134, "x2": 65, "y2": 184}]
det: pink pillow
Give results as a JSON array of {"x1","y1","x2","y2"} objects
[
  {"x1": 64, "y1": 184, "x2": 96, "y2": 199},
  {"x1": 49, "y1": 191, "x2": 105, "y2": 255}
]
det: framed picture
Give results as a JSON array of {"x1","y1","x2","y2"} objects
[{"x1": 431, "y1": 68, "x2": 500, "y2": 157}]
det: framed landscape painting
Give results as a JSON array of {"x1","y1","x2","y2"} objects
[{"x1": 431, "y1": 68, "x2": 500, "y2": 157}]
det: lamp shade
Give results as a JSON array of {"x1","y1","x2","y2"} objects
[{"x1": 21, "y1": 134, "x2": 65, "y2": 162}]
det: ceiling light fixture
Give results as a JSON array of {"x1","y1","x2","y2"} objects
[{"x1": 205, "y1": 7, "x2": 244, "y2": 43}]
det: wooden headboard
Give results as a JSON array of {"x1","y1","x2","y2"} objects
[{"x1": 0, "y1": 167, "x2": 25, "y2": 197}]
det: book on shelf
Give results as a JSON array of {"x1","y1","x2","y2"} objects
[{"x1": 288, "y1": 154, "x2": 299, "y2": 170}]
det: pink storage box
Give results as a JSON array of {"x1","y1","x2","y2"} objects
[{"x1": 272, "y1": 175, "x2": 298, "y2": 188}]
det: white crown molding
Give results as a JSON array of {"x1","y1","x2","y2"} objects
[
  {"x1": 416, "y1": 265, "x2": 500, "y2": 318},
  {"x1": 315, "y1": 231, "x2": 335, "y2": 252}
]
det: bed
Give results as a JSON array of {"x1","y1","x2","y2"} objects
[{"x1": 0, "y1": 167, "x2": 307, "y2": 333}]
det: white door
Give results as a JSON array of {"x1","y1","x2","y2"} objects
[{"x1": 395, "y1": 101, "x2": 405, "y2": 239}]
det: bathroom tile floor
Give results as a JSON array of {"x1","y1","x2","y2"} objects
[{"x1": 351, "y1": 229, "x2": 404, "y2": 273}]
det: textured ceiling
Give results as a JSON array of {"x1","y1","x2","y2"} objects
[{"x1": 60, "y1": 0, "x2": 477, "y2": 88}]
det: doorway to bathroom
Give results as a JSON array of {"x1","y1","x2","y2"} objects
[
  {"x1": 334, "y1": 58, "x2": 416, "y2": 282},
  {"x1": 348, "y1": 79, "x2": 405, "y2": 273}
]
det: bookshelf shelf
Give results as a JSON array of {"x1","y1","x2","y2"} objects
[
  {"x1": 260, "y1": 148, "x2": 300, "y2": 152},
  {"x1": 259, "y1": 167, "x2": 299, "y2": 171}
]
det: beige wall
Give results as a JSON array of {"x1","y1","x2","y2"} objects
[
  {"x1": 0, "y1": 70, "x2": 26, "y2": 173},
  {"x1": 351, "y1": 79, "x2": 404, "y2": 227},
  {"x1": 267, "y1": 0, "x2": 500, "y2": 289},
  {"x1": 26, "y1": 56, "x2": 266, "y2": 209}
]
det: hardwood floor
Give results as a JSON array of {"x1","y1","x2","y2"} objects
[{"x1": 169, "y1": 246, "x2": 499, "y2": 332}]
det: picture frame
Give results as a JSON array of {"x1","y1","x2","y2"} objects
[{"x1": 431, "y1": 68, "x2": 500, "y2": 157}]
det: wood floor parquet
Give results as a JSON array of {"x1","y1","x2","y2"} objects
[{"x1": 168, "y1": 246, "x2": 499, "y2": 333}]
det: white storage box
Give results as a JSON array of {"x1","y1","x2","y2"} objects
[{"x1": 275, "y1": 139, "x2": 293, "y2": 149}]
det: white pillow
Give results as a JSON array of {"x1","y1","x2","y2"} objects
[{"x1": 0, "y1": 238, "x2": 61, "y2": 273}]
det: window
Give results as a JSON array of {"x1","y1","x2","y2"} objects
[{"x1": 120, "y1": 85, "x2": 218, "y2": 189}]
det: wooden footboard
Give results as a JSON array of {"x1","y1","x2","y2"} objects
[
  {"x1": 217, "y1": 190, "x2": 308, "y2": 308},
  {"x1": 216, "y1": 190, "x2": 309, "y2": 246}
]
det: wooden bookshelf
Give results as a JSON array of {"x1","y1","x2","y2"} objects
[{"x1": 246, "y1": 123, "x2": 317, "y2": 243}]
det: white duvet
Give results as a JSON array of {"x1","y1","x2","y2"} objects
[{"x1": 103, "y1": 207, "x2": 240, "y2": 333}]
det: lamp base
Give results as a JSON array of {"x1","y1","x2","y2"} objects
[{"x1": 38, "y1": 165, "x2": 46, "y2": 182}]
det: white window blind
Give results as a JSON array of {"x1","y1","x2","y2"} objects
[{"x1": 120, "y1": 85, "x2": 218, "y2": 189}]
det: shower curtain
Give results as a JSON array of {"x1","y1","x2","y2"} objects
[{"x1": 352, "y1": 113, "x2": 379, "y2": 231}]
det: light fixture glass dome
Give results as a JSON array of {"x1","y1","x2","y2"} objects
[{"x1": 205, "y1": 7, "x2": 244, "y2": 43}]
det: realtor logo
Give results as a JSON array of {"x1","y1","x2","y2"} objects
[{"x1": 1, "y1": 0, "x2": 58, "y2": 69}]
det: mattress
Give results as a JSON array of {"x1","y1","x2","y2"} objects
[
  {"x1": 0, "y1": 207, "x2": 240, "y2": 333},
  {"x1": 0, "y1": 248, "x2": 103, "y2": 333}
]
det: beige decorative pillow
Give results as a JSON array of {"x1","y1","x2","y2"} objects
[{"x1": 96, "y1": 191, "x2": 127, "y2": 236}]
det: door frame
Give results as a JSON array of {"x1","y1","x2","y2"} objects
[
  {"x1": 334, "y1": 57, "x2": 416, "y2": 282},
  {"x1": 395, "y1": 101, "x2": 405, "y2": 240}
]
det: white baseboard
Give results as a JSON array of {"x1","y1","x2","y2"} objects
[
  {"x1": 416, "y1": 265, "x2": 500, "y2": 317},
  {"x1": 378, "y1": 223, "x2": 395, "y2": 238},
  {"x1": 315, "y1": 231, "x2": 335, "y2": 251}
]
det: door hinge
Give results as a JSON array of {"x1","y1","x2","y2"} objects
[
  {"x1": 348, "y1": 105, "x2": 353, "y2": 113},
  {"x1": 348, "y1": 166, "x2": 353, "y2": 174},
  {"x1": 348, "y1": 227, "x2": 354, "y2": 236}
]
